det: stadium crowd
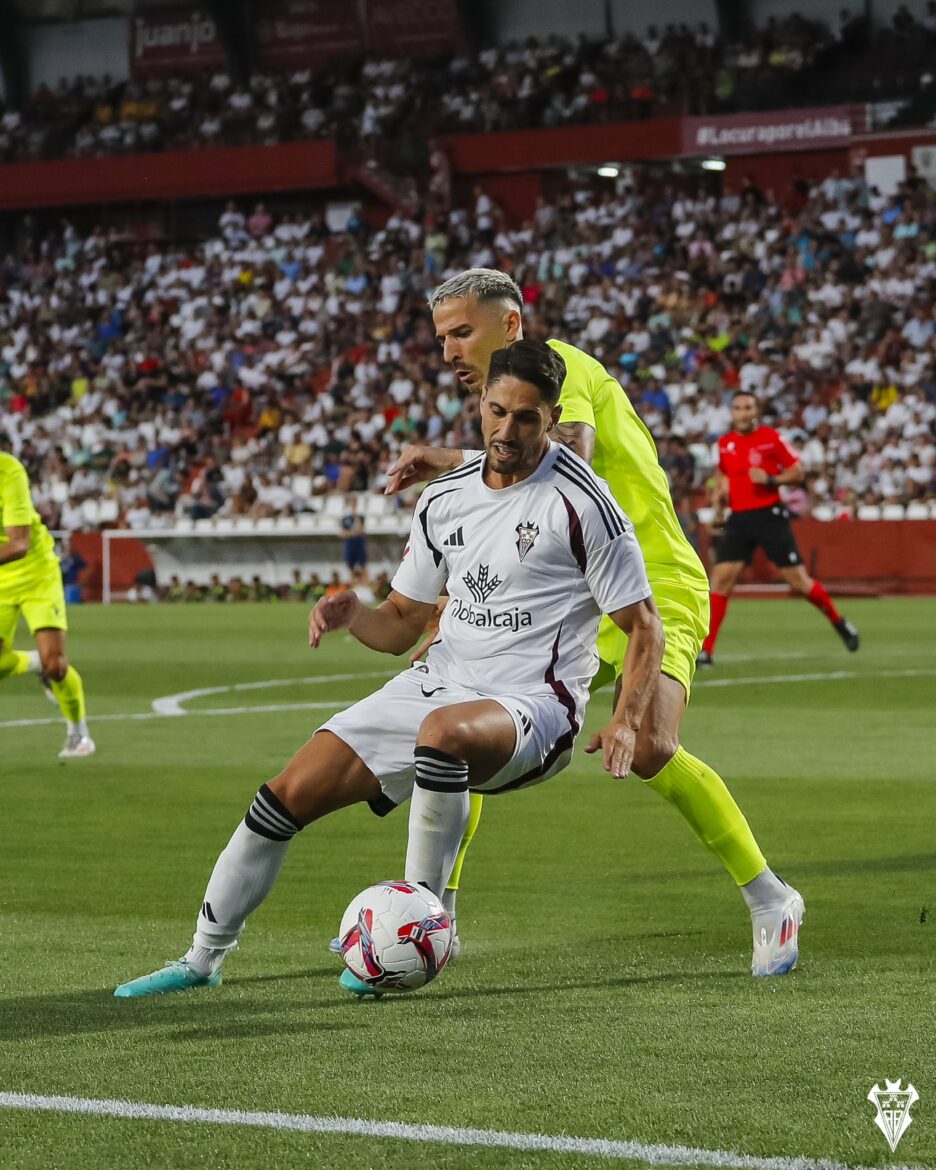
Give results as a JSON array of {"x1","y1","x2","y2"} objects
[
  {"x1": 1, "y1": 160, "x2": 935, "y2": 538},
  {"x1": 2, "y1": 7, "x2": 936, "y2": 165}
]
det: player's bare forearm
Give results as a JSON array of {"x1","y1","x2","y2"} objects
[
  {"x1": 384, "y1": 446, "x2": 464, "y2": 495},
  {"x1": 585, "y1": 597, "x2": 664, "y2": 778},
  {"x1": 0, "y1": 526, "x2": 30, "y2": 566},
  {"x1": 349, "y1": 592, "x2": 436, "y2": 656},
  {"x1": 610, "y1": 598, "x2": 665, "y2": 733},
  {"x1": 749, "y1": 462, "x2": 802, "y2": 487},
  {"x1": 549, "y1": 421, "x2": 596, "y2": 463},
  {"x1": 777, "y1": 462, "x2": 804, "y2": 486},
  {"x1": 309, "y1": 590, "x2": 433, "y2": 654}
]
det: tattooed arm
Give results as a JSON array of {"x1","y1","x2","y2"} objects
[{"x1": 549, "y1": 420, "x2": 597, "y2": 464}]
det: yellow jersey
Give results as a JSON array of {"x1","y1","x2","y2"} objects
[
  {"x1": 0, "y1": 452, "x2": 58, "y2": 583},
  {"x1": 548, "y1": 339, "x2": 707, "y2": 590}
]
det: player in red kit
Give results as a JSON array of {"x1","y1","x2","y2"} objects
[{"x1": 697, "y1": 391, "x2": 859, "y2": 665}]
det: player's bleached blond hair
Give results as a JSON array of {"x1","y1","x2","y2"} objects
[{"x1": 426, "y1": 268, "x2": 523, "y2": 313}]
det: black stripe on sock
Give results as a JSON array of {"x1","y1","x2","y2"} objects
[
  {"x1": 253, "y1": 793, "x2": 298, "y2": 834},
  {"x1": 258, "y1": 784, "x2": 302, "y2": 831},
  {"x1": 415, "y1": 776, "x2": 470, "y2": 793},
  {"x1": 248, "y1": 804, "x2": 293, "y2": 838},
  {"x1": 245, "y1": 811, "x2": 293, "y2": 841},
  {"x1": 414, "y1": 745, "x2": 465, "y2": 767},
  {"x1": 414, "y1": 744, "x2": 468, "y2": 793},
  {"x1": 244, "y1": 784, "x2": 302, "y2": 841}
]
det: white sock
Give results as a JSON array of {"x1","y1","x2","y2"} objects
[
  {"x1": 67, "y1": 719, "x2": 90, "y2": 738},
  {"x1": 405, "y1": 747, "x2": 470, "y2": 898},
  {"x1": 189, "y1": 786, "x2": 301, "y2": 969},
  {"x1": 26, "y1": 650, "x2": 42, "y2": 674},
  {"x1": 740, "y1": 867, "x2": 789, "y2": 916},
  {"x1": 184, "y1": 943, "x2": 230, "y2": 976},
  {"x1": 441, "y1": 887, "x2": 457, "y2": 924}
]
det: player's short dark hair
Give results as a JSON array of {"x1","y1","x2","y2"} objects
[
  {"x1": 486, "y1": 341, "x2": 567, "y2": 405},
  {"x1": 732, "y1": 389, "x2": 757, "y2": 402}
]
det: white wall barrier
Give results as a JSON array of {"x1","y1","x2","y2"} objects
[{"x1": 101, "y1": 512, "x2": 411, "y2": 603}]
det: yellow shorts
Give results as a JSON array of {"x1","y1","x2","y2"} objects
[
  {"x1": 595, "y1": 578, "x2": 709, "y2": 701},
  {"x1": 0, "y1": 561, "x2": 67, "y2": 649}
]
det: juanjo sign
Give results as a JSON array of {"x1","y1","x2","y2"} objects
[{"x1": 131, "y1": 8, "x2": 226, "y2": 76}]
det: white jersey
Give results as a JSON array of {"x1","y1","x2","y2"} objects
[{"x1": 391, "y1": 442, "x2": 651, "y2": 728}]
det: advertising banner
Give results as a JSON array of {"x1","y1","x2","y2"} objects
[
  {"x1": 256, "y1": 1, "x2": 365, "y2": 71},
  {"x1": 682, "y1": 105, "x2": 868, "y2": 156},
  {"x1": 130, "y1": 8, "x2": 226, "y2": 77}
]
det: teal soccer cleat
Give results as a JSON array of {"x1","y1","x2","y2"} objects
[
  {"x1": 114, "y1": 959, "x2": 221, "y2": 998},
  {"x1": 339, "y1": 968, "x2": 384, "y2": 999}
]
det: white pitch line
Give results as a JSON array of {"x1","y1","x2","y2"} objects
[
  {"x1": 694, "y1": 667, "x2": 936, "y2": 689},
  {"x1": 0, "y1": 701, "x2": 349, "y2": 730},
  {"x1": 0, "y1": 1092, "x2": 924, "y2": 1170},
  {"x1": 2, "y1": 668, "x2": 935, "y2": 732},
  {"x1": 151, "y1": 670, "x2": 394, "y2": 716}
]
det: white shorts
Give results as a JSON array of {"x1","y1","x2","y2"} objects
[{"x1": 319, "y1": 664, "x2": 577, "y2": 815}]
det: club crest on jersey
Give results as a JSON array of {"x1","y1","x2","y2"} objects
[
  {"x1": 462, "y1": 563, "x2": 502, "y2": 605},
  {"x1": 515, "y1": 520, "x2": 540, "y2": 562}
]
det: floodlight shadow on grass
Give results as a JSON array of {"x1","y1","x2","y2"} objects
[
  {"x1": 225, "y1": 966, "x2": 337, "y2": 987},
  {"x1": 0, "y1": 975, "x2": 337, "y2": 1042},
  {"x1": 791, "y1": 852, "x2": 935, "y2": 878}
]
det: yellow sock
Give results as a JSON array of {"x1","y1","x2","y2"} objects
[
  {"x1": 0, "y1": 649, "x2": 33, "y2": 679},
  {"x1": 446, "y1": 791, "x2": 484, "y2": 891},
  {"x1": 50, "y1": 665, "x2": 87, "y2": 724},
  {"x1": 645, "y1": 747, "x2": 766, "y2": 886}
]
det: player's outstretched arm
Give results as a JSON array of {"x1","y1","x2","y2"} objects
[
  {"x1": 0, "y1": 524, "x2": 30, "y2": 566},
  {"x1": 309, "y1": 589, "x2": 435, "y2": 656},
  {"x1": 585, "y1": 597, "x2": 664, "y2": 779},
  {"x1": 384, "y1": 445, "x2": 464, "y2": 495}
]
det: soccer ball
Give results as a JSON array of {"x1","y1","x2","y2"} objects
[{"x1": 338, "y1": 881, "x2": 453, "y2": 992}]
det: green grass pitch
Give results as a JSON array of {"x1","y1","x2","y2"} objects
[{"x1": 1, "y1": 598, "x2": 934, "y2": 1169}]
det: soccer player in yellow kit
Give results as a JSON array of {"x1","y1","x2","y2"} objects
[
  {"x1": 385, "y1": 269, "x2": 804, "y2": 977},
  {"x1": 0, "y1": 451, "x2": 94, "y2": 758}
]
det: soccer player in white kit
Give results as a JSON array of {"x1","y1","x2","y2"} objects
[{"x1": 114, "y1": 341, "x2": 663, "y2": 999}]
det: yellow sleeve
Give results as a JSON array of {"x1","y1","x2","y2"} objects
[
  {"x1": 2, "y1": 459, "x2": 34, "y2": 528},
  {"x1": 549, "y1": 339, "x2": 597, "y2": 429}
]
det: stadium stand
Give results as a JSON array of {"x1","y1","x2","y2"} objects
[
  {"x1": 2, "y1": 8, "x2": 936, "y2": 165},
  {"x1": 1, "y1": 167, "x2": 934, "y2": 558}
]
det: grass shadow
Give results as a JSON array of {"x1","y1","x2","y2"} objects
[
  {"x1": 0, "y1": 966, "x2": 749, "y2": 1042},
  {"x1": 0, "y1": 966, "x2": 341, "y2": 1043},
  {"x1": 336, "y1": 967, "x2": 749, "y2": 1009}
]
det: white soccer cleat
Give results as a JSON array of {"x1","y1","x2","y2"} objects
[
  {"x1": 751, "y1": 884, "x2": 804, "y2": 976},
  {"x1": 59, "y1": 732, "x2": 96, "y2": 760}
]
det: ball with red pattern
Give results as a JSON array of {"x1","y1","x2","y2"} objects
[{"x1": 338, "y1": 881, "x2": 453, "y2": 991}]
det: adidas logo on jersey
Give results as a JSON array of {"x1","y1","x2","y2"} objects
[{"x1": 443, "y1": 526, "x2": 465, "y2": 547}]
